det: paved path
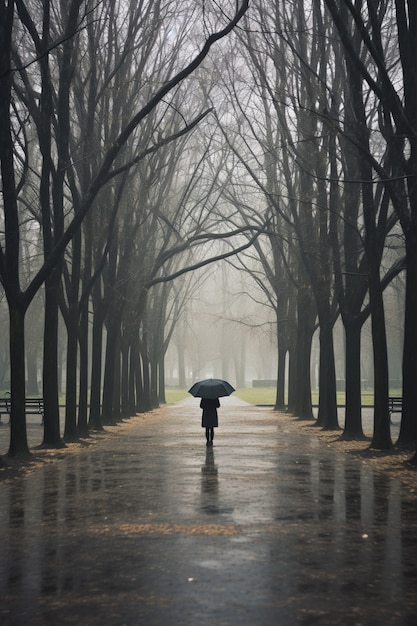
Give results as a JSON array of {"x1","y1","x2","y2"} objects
[{"x1": 0, "y1": 397, "x2": 416, "y2": 625}]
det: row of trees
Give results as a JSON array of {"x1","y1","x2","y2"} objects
[
  {"x1": 215, "y1": 0, "x2": 415, "y2": 458},
  {"x1": 1, "y1": 1, "x2": 416, "y2": 464},
  {"x1": 154, "y1": 0, "x2": 412, "y2": 457},
  {"x1": 0, "y1": 0, "x2": 251, "y2": 456}
]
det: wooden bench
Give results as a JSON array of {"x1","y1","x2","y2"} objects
[
  {"x1": 388, "y1": 396, "x2": 402, "y2": 423},
  {"x1": 0, "y1": 397, "x2": 44, "y2": 424}
]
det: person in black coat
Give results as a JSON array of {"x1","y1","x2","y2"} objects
[{"x1": 200, "y1": 397, "x2": 220, "y2": 446}]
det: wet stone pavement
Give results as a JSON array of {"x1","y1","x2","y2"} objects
[{"x1": 0, "y1": 397, "x2": 416, "y2": 625}]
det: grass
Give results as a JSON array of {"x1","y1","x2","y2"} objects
[
  {"x1": 236, "y1": 388, "x2": 401, "y2": 406},
  {"x1": 0, "y1": 387, "x2": 393, "y2": 407},
  {"x1": 165, "y1": 388, "x2": 276, "y2": 405},
  {"x1": 234, "y1": 387, "x2": 277, "y2": 405},
  {"x1": 165, "y1": 389, "x2": 190, "y2": 403},
  {"x1": 166, "y1": 387, "x2": 401, "y2": 407}
]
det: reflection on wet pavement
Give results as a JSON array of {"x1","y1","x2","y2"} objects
[{"x1": 0, "y1": 398, "x2": 416, "y2": 625}]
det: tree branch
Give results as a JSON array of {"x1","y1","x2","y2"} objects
[
  {"x1": 23, "y1": 1, "x2": 250, "y2": 306},
  {"x1": 147, "y1": 219, "x2": 272, "y2": 288}
]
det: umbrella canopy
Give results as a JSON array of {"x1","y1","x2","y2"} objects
[{"x1": 188, "y1": 378, "x2": 235, "y2": 400}]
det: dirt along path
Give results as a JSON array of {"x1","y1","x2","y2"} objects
[{"x1": 0, "y1": 397, "x2": 416, "y2": 625}]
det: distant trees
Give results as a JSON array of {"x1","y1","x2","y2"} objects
[{"x1": 216, "y1": 1, "x2": 344, "y2": 428}]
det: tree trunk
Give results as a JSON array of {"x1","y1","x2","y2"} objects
[
  {"x1": 128, "y1": 344, "x2": 136, "y2": 415},
  {"x1": 112, "y1": 329, "x2": 121, "y2": 422},
  {"x1": 343, "y1": 319, "x2": 365, "y2": 438},
  {"x1": 89, "y1": 308, "x2": 104, "y2": 430},
  {"x1": 316, "y1": 301, "x2": 339, "y2": 430},
  {"x1": 150, "y1": 358, "x2": 159, "y2": 409},
  {"x1": 140, "y1": 333, "x2": 152, "y2": 412},
  {"x1": 133, "y1": 338, "x2": 145, "y2": 412},
  {"x1": 8, "y1": 304, "x2": 30, "y2": 456},
  {"x1": 159, "y1": 356, "x2": 166, "y2": 404},
  {"x1": 101, "y1": 316, "x2": 120, "y2": 424},
  {"x1": 276, "y1": 344, "x2": 286, "y2": 411},
  {"x1": 398, "y1": 233, "x2": 417, "y2": 447},
  {"x1": 121, "y1": 335, "x2": 129, "y2": 418},
  {"x1": 77, "y1": 304, "x2": 89, "y2": 437},
  {"x1": 293, "y1": 289, "x2": 315, "y2": 419},
  {"x1": 42, "y1": 272, "x2": 63, "y2": 448},
  {"x1": 64, "y1": 312, "x2": 78, "y2": 441},
  {"x1": 287, "y1": 344, "x2": 297, "y2": 414},
  {"x1": 369, "y1": 274, "x2": 392, "y2": 449}
]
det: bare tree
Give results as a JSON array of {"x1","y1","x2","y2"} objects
[
  {"x1": 216, "y1": 0, "x2": 406, "y2": 450},
  {"x1": 0, "y1": 0, "x2": 249, "y2": 456},
  {"x1": 215, "y1": 1, "x2": 340, "y2": 426},
  {"x1": 322, "y1": 0, "x2": 414, "y2": 454}
]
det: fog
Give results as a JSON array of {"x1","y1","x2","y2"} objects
[
  {"x1": 165, "y1": 263, "x2": 278, "y2": 389},
  {"x1": 164, "y1": 262, "x2": 404, "y2": 392}
]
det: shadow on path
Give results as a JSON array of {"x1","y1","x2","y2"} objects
[{"x1": 0, "y1": 397, "x2": 416, "y2": 625}]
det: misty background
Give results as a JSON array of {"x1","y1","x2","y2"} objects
[{"x1": 1, "y1": 0, "x2": 414, "y2": 457}]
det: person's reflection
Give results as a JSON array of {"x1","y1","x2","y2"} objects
[{"x1": 201, "y1": 447, "x2": 219, "y2": 514}]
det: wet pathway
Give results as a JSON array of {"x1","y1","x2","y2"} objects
[{"x1": 0, "y1": 398, "x2": 416, "y2": 625}]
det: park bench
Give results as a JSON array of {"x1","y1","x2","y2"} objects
[
  {"x1": 0, "y1": 397, "x2": 44, "y2": 425},
  {"x1": 388, "y1": 396, "x2": 402, "y2": 423}
]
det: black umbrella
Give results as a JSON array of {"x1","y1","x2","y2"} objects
[{"x1": 188, "y1": 378, "x2": 235, "y2": 400}]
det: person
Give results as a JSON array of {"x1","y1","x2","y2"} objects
[{"x1": 200, "y1": 397, "x2": 220, "y2": 446}]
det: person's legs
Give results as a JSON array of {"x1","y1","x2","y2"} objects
[
  {"x1": 205, "y1": 428, "x2": 210, "y2": 445},
  {"x1": 210, "y1": 427, "x2": 214, "y2": 443}
]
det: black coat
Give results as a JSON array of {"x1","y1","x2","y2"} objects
[{"x1": 200, "y1": 398, "x2": 220, "y2": 428}]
